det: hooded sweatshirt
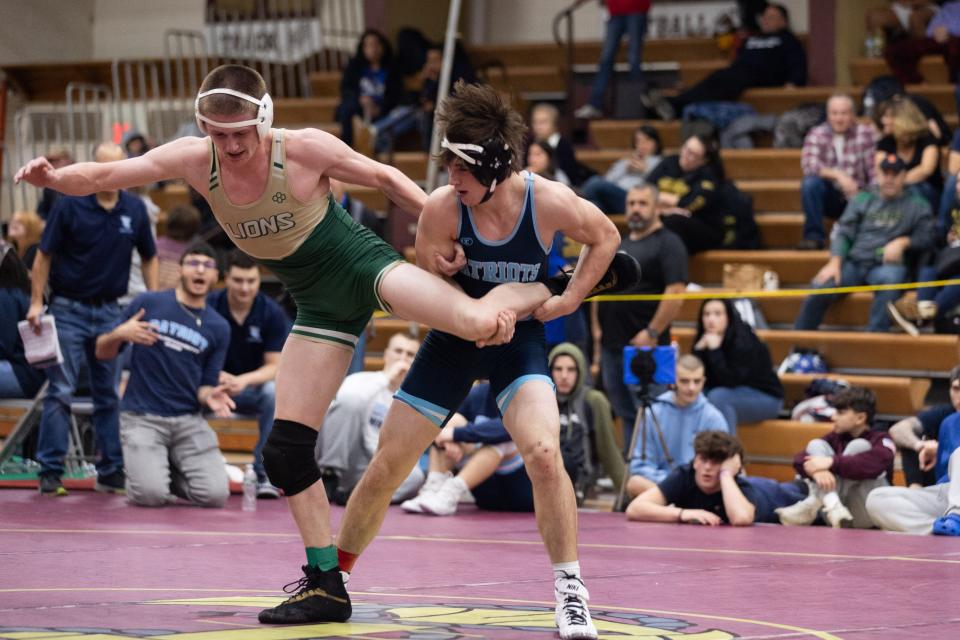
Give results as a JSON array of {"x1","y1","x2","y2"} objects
[
  {"x1": 630, "y1": 390, "x2": 728, "y2": 483},
  {"x1": 693, "y1": 298, "x2": 783, "y2": 399},
  {"x1": 548, "y1": 342, "x2": 625, "y2": 490}
]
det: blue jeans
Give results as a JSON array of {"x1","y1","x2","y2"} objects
[
  {"x1": 231, "y1": 381, "x2": 277, "y2": 483},
  {"x1": 589, "y1": 12, "x2": 648, "y2": 108},
  {"x1": 0, "y1": 360, "x2": 25, "y2": 398},
  {"x1": 937, "y1": 173, "x2": 958, "y2": 236},
  {"x1": 373, "y1": 105, "x2": 421, "y2": 153},
  {"x1": 36, "y1": 297, "x2": 123, "y2": 478},
  {"x1": 581, "y1": 175, "x2": 627, "y2": 214},
  {"x1": 801, "y1": 175, "x2": 847, "y2": 242},
  {"x1": 706, "y1": 386, "x2": 783, "y2": 433},
  {"x1": 916, "y1": 264, "x2": 960, "y2": 316},
  {"x1": 794, "y1": 260, "x2": 908, "y2": 332}
]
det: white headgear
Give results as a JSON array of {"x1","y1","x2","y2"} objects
[{"x1": 195, "y1": 88, "x2": 273, "y2": 139}]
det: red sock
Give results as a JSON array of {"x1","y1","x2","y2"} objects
[{"x1": 337, "y1": 547, "x2": 359, "y2": 573}]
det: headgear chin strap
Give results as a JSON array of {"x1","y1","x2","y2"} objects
[
  {"x1": 195, "y1": 88, "x2": 274, "y2": 139},
  {"x1": 442, "y1": 136, "x2": 513, "y2": 203}
]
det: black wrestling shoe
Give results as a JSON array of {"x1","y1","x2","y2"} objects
[
  {"x1": 546, "y1": 251, "x2": 641, "y2": 297},
  {"x1": 258, "y1": 565, "x2": 352, "y2": 624}
]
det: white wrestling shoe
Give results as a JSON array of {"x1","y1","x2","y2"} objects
[
  {"x1": 776, "y1": 494, "x2": 822, "y2": 526},
  {"x1": 401, "y1": 471, "x2": 451, "y2": 513},
  {"x1": 555, "y1": 574, "x2": 598, "y2": 640}
]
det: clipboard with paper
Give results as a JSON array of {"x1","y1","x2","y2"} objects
[{"x1": 17, "y1": 314, "x2": 64, "y2": 368}]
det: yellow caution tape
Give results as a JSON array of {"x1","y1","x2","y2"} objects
[{"x1": 590, "y1": 278, "x2": 960, "y2": 302}]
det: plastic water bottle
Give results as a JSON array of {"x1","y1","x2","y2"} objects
[{"x1": 242, "y1": 464, "x2": 257, "y2": 512}]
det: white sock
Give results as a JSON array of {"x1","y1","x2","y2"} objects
[
  {"x1": 553, "y1": 561, "x2": 581, "y2": 581},
  {"x1": 822, "y1": 491, "x2": 840, "y2": 510}
]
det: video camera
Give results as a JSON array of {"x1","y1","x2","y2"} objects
[{"x1": 622, "y1": 345, "x2": 677, "y2": 388}]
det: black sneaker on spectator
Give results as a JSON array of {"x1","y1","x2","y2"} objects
[
  {"x1": 39, "y1": 474, "x2": 67, "y2": 497},
  {"x1": 95, "y1": 470, "x2": 126, "y2": 494},
  {"x1": 258, "y1": 564, "x2": 352, "y2": 624},
  {"x1": 573, "y1": 104, "x2": 603, "y2": 119},
  {"x1": 640, "y1": 90, "x2": 675, "y2": 121}
]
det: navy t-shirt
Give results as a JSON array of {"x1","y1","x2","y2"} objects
[
  {"x1": 119, "y1": 290, "x2": 230, "y2": 416},
  {"x1": 918, "y1": 403, "x2": 955, "y2": 440},
  {"x1": 207, "y1": 290, "x2": 290, "y2": 375},
  {"x1": 657, "y1": 463, "x2": 755, "y2": 524},
  {"x1": 40, "y1": 192, "x2": 156, "y2": 300},
  {"x1": 0, "y1": 287, "x2": 45, "y2": 396}
]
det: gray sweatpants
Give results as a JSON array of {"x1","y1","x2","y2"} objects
[
  {"x1": 807, "y1": 437, "x2": 888, "y2": 529},
  {"x1": 866, "y1": 448, "x2": 960, "y2": 534},
  {"x1": 120, "y1": 411, "x2": 229, "y2": 508}
]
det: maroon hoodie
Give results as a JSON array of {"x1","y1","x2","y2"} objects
[{"x1": 793, "y1": 428, "x2": 895, "y2": 481}]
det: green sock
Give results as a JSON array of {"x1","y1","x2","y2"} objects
[{"x1": 305, "y1": 545, "x2": 339, "y2": 571}]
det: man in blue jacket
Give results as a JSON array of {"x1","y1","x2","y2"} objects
[{"x1": 625, "y1": 354, "x2": 728, "y2": 498}]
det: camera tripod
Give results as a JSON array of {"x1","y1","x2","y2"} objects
[{"x1": 614, "y1": 386, "x2": 673, "y2": 512}]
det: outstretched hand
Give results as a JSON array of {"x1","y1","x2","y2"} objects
[
  {"x1": 14, "y1": 156, "x2": 56, "y2": 188},
  {"x1": 205, "y1": 385, "x2": 237, "y2": 418},
  {"x1": 476, "y1": 310, "x2": 516, "y2": 348}
]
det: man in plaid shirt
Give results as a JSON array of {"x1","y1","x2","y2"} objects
[{"x1": 799, "y1": 94, "x2": 878, "y2": 249}]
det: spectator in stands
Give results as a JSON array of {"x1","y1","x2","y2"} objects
[
  {"x1": 572, "y1": 0, "x2": 651, "y2": 120},
  {"x1": 581, "y1": 125, "x2": 662, "y2": 214},
  {"x1": 867, "y1": 1, "x2": 938, "y2": 48},
  {"x1": 649, "y1": 4, "x2": 807, "y2": 120},
  {"x1": 875, "y1": 97, "x2": 943, "y2": 210},
  {"x1": 336, "y1": 29, "x2": 404, "y2": 151},
  {"x1": 549, "y1": 342, "x2": 625, "y2": 505},
  {"x1": 794, "y1": 154, "x2": 936, "y2": 333},
  {"x1": 6, "y1": 210, "x2": 44, "y2": 270},
  {"x1": 885, "y1": 1, "x2": 960, "y2": 84},
  {"x1": 593, "y1": 183, "x2": 687, "y2": 446},
  {"x1": 208, "y1": 249, "x2": 290, "y2": 499},
  {"x1": 314, "y1": 332, "x2": 423, "y2": 505},
  {"x1": 798, "y1": 94, "x2": 878, "y2": 250},
  {"x1": 36, "y1": 146, "x2": 73, "y2": 220},
  {"x1": 529, "y1": 102, "x2": 591, "y2": 186},
  {"x1": 95, "y1": 242, "x2": 232, "y2": 507},
  {"x1": 402, "y1": 382, "x2": 534, "y2": 516},
  {"x1": 30, "y1": 142, "x2": 158, "y2": 497},
  {"x1": 525, "y1": 140, "x2": 571, "y2": 186},
  {"x1": 887, "y1": 366, "x2": 960, "y2": 488},
  {"x1": 625, "y1": 354, "x2": 728, "y2": 497},
  {"x1": 693, "y1": 298, "x2": 783, "y2": 431},
  {"x1": 626, "y1": 430, "x2": 808, "y2": 525},
  {"x1": 646, "y1": 134, "x2": 726, "y2": 255},
  {"x1": 0, "y1": 245, "x2": 44, "y2": 399},
  {"x1": 776, "y1": 386, "x2": 894, "y2": 528},
  {"x1": 867, "y1": 409, "x2": 960, "y2": 535},
  {"x1": 156, "y1": 204, "x2": 201, "y2": 290}
]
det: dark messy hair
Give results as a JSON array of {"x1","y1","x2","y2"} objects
[
  {"x1": 226, "y1": 248, "x2": 257, "y2": 271},
  {"x1": 694, "y1": 430, "x2": 744, "y2": 463},
  {"x1": 180, "y1": 241, "x2": 219, "y2": 267},
  {"x1": 165, "y1": 204, "x2": 201, "y2": 242},
  {"x1": 831, "y1": 386, "x2": 877, "y2": 425},
  {"x1": 436, "y1": 80, "x2": 527, "y2": 173}
]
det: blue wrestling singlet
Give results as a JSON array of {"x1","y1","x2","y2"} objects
[{"x1": 397, "y1": 172, "x2": 555, "y2": 426}]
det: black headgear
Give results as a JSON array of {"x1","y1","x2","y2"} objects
[{"x1": 442, "y1": 135, "x2": 513, "y2": 201}]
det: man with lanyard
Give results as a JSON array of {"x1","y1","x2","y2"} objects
[
  {"x1": 208, "y1": 248, "x2": 291, "y2": 498},
  {"x1": 28, "y1": 142, "x2": 158, "y2": 496},
  {"x1": 15, "y1": 65, "x2": 636, "y2": 629},
  {"x1": 335, "y1": 81, "x2": 635, "y2": 640}
]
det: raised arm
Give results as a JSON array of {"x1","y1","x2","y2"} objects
[
  {"x1": 533, "y1": 181, "x2": 621, "y2": 322},
  {"x1": 15, "y1": 136, "x2": 207, "y2": 196},
  {"x1": 292, "y1": 128, "x2": 427, "y2": 217}
]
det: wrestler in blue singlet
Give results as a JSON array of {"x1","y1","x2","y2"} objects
[{"x1": 397, "y1": 171, "x2": 554, "y2": 425}]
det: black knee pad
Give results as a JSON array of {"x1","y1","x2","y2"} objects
[{"x1": 262, "y1": 419, "x2": 321, "y2": 497}]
